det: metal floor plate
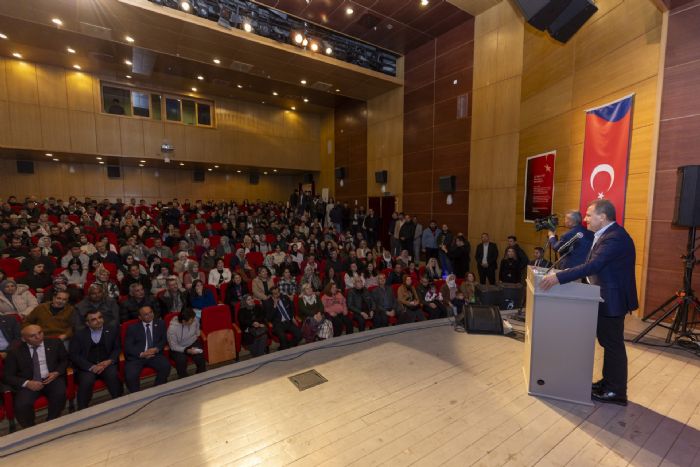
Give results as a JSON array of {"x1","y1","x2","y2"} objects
[{"x1": 288, "y1": 369, "x2": 328, "y2": 391}]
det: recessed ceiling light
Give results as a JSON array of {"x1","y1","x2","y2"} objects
[
  {"x1": 66, "y1": 47, "x2": 76, "y2": 54},
  {"x1": 138, "y1": 164, "x2": 144, "y2": 167},
  {"x1": 96, "y1": 156, "x2": 102, "y2": 160},
  {"x1": 45, "y1": 153, "x2": 53, "y2": 157},
  {"x1": 453, "y1": 79, "x2": 458, "y2": 85},
  {"x1": 335, "y1": 88, "x2": 340, "y2": 92},
  {"x1": 0, "y1": 33, "x2": 7, "y2": 40},
  {"x1": 139, "y1": 160, "x2": 146, "y2": 163},
  {"x1": 236, "y1": 170, "x2": 241, "y2": 173},
  {"x1": 303, "y1": 98, "x2": 309, "y2": 103},
  {"x1": 302, "y1": 38, "x2": 308, "y2": 47},
  {"x1": 125, "y1": 35, "x2": 135, "y2": 43},
  {"x1": 261, "y1": 101, "x2": 266, "y2": 104},
  {"x1": 263, "y1": 171, "x2": 268, "y2": 175},
  {"x1": 214, "y1": 165, "x2": 219, "y2": 168},
  {"x1": 99, "y1": 161, "x2": 104, "y2": 164},
  {"x1": 191, "y1": 87, "x2": 197, "y2": 92},
  {"x1": 346, "y1": 7, "x2": 354, "y2": 15},
  {"x1": 125, "y1": 59, "x2": 132, "y2": 66},
  {"x1": 213, "y1": 58, "x2": 221, "y2": 64},
  {"x1": 197, "y1": 75, "x2": 204, "y2": 80},
  {"x1": 310, "y1": 42, "x2": 319, "y2": 52},
  {"x1": 294, "y1": 33, "x2": 304, "y2": 44},
  {"x1": 12, "y1": 52, "x2": 22, "y2": 59},
  {"x1": 300, "y1": 79, "x2": 307, "y2": 85},
  {"x1": 272, "y1": 91, "x2": 278, "y2": 96},
  {"x1": 208, "y1": 168, "x2": 213, "y2": 171},
  {"x1": 325, "y1": 47, "x2": 333, "y2": 55},
  {"x1": 420, "y1": 0, "x2": 429, "y2": 6},
  {"x1": 179, "y1": 162, "x2": 185, "y2": 166},
  {"x1": 53, "y1": 158, "x2": 59, "y2": 162},
  {"x1": 236, "y1": 84, "x2": 243, "y2": 88},
  {"x1": 291, "y1": 106, "x2": 296, "y2": 110},
  {"x1": 180, "y1": 1, "x2": 191, "y2": 12},
  {"x1": 243, "y1": 22, "x2": 252, "y2": 33},
  {"x1": 126, "y1": 75, "x2": 132, "y2": 79},
  {"x1": 51, "y1": 18, "x2": 63, "y2": 26},
  {"x1": 73, "y1": 64, "x2": 81, "y2": 70},
  {"x1": 273, "y1": 169, "x2": 277, "y2": 172}
]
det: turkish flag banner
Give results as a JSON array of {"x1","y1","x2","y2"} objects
[{"x1": 580, "y1": 94, "x2": 634, "y2": 225}]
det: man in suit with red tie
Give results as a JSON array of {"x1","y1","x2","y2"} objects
[
  {"x1": 2, "y1": 324, "x2": 68, "y2": 427},
  {"x1": 124, "y1": 306, "x2": 171, "y2": 393},
  {"x1": 540, "y1": 199, "x2": 637, "y2": 406}
]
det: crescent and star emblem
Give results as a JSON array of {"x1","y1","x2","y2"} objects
[{"x1": 589, "y1": 164, "x2": 615, "y2": 199}]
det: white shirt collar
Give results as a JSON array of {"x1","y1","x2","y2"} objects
[{"x1": 594, "y1": 222, "x2": 615, "y2": 240}]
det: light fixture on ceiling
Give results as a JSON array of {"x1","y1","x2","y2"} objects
[
  {"x1": 346, "y1": 7, "x2": 354, "y2": 15},
  {"x1": 51, "y1": 18, "x2": 63, "y2": 26},
  {"x1": 45, "y1": 153, "x2": 53, "y2": 157},
  {"x1": 180, "y1": 1, "x2": 191, "y2": 12},
  {"x1": 125, "y1": 35, "x2": 135, "y2": 43},
  {"x1": 272, "y1": 91, "x2": 278, "y2": 96},
  {"x1": 325, "y1": 46, "x2": 333, "y2": 55},
  {"x1": 0, "y1": 33, "x2": 7, "y2": 40},
  {"x1": 236, "y1": 169, "x2": 241, "y2": 173},
  {"x1": 236, "y1": 84, "x2": 243, "y2": 88},
  {"x1": 191, "y1": 87, "x2": 197, "y2": 92},
  {"x1": 73, "y1": 64, "x2": 81, "y2": 70},
  {"x1": 126, "y1": 75, "x2": 132, "y2": 79},
  {"x1": 310, "y1": 42, "x2": 319, "y2": 52},
  {"x1": 420, "y1": 0, "x2": 429, "y2": 6},
  {"x1": 99, "y1": 161, "x2": 104, "y2": 165},
  {"x1": 12, "y1": 52, "x2": 22, "y2": 59},
  {"x1": 213, "y1": 58, "x2": 221, "y2": 64},
  {"x1": 139, "y1": 160, "x2": 146, "y2": 163},
  {"x1": 197, "y1": 75, "x2": 204, "y2": 80},
  {"x1": 335, "y1": 88, "x2": 340, "y2": 92},
  {"x1": 294, "y1": 32, "x2": 304, "y2": 44},
  {"x1": 214, "y1": 165, "x2": 219, "y2": 168},
  {"x1": 179, "y1": 162, "x2": 185, "y2": 166},
  {"x1": 263, "y1": 171, "x2": 268, "y2": 175},
  {"x1": 291, "y1": 106, "x2": 296, "y2": 110},
  {"x1": 273, "y1": 169, "x2": 278, "y2": 172},
  {"x1": 96, "y1": 157, "x2": 102, "y2": 160},
  {"x1": 66, "y1": 47, "x2": 76, "y2": 54},
  {"x1": 303, "y1": 98, "x2": 309, "y2": 103},
  {"x1": 300, "y1": 79, "x2": 307, "y2": 85},
  {"x1": 243, "y1": 22, "x2": 252, "y2": 33},
  {"x1": 138, "y1": 164, "x2": 144, "y2": 167},
  {"x1": 302, "y1": 38, "x2": 309, "y2": 47},
  {"x1": 53, "y1": 158, "x2": 60, "y2": 162},
  {"x1": 125, "y1": 59, "x2": 132, "y2": 65}
]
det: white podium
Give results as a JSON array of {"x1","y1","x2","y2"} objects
[{"x1": 523, "y1": 266, "x2": 602, "y2": 406}]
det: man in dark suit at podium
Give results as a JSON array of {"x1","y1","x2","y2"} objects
[
  {"x1": 548, "y1": 210, "x2": 594, "y2": 269},
  {"x1": 540, "y1": 200, "x2": 637, "y2": 406}
]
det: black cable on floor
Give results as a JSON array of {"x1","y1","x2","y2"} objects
[{"x1": 0, "y1": 321, "x2": 451, "y2": 458}]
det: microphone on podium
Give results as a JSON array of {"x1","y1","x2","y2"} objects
[{"x1": 545, "y1": 232, "x2": 584, "y2": 274}]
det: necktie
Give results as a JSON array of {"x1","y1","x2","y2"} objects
[
  {"x1": 145, "y1": 323, "x2": 153, "y2": 349},
  {"x1": 278, "y1": 301, "x2": 290, "y2": 321},
  {"x1": 32, "y1": 346, "x2": 41, "y2": 381}
]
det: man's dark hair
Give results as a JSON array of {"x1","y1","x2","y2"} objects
[
  {"x1": 588, "y1": 199, "x2": 616, "y2": 221},
  {"x1": 535, "y1": 247, "x2": 545, "y2": 254},
  {"x1": 85, "y1": 309, "x2": 103, "y2": 321},
  {"x1": 507, "y1": 235, "x2": 517, "y2": 242}
]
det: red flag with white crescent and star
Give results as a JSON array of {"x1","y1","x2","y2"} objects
[{"x1": 579, "y1": 94, "x2": 634, "y2": 225}]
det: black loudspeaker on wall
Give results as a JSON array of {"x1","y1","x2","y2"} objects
[
  {"x1": 439, "y1": 175, "x2": 456, "y2": 193},
  {"x1": 193, "y1": 170, "x2": 205, "y2": 182},
  {"x1": 673, "y1": 165, "x2": 700, "y2": 227},
  {"x1": 106, "y1": 166, "x2": 121, "y2": 179},
  {"x1": 513, "y1": 0, "x2": 598, "y2": 43},
  {"x1": 249, "y1": 173, "x2": 260, "y2": 185},
  {"x1": 335, "y1": 167, "x2": 345, "y2": 179},
  {"x1": 375, "y1": 170, "x2": 387, "y2": 184},
  {"x1": 16, "y1": 160, "x2": 34, "y2": 174}
]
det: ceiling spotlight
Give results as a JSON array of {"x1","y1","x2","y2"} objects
[
  {"x1": 139, "y1": 160, "x2": 146, "y2": 163},
  {"x1": 191, "y1": 87, "x2": 197, "y2": 92},
  {"x1": 12, "y1": 52, "x2": 22, "y2": 59},
  {"x1": 346, "y1": 7, "x2": 354, "y2": 15},
  {"x1": 66, "y1": 47, "x2": 76, "y2": 54},
  {"x1": 180, "y1": 1, "x2": 191, "y2": 11},
  {"x1": 302, "y1": 38, "x2": 308, "y2": 47},
  {"x1": 236, "y1": 170, "x2": 241, "y2": 173},
  {"x1": 99, "y1": 161, "x2": 104, "y2": 165},
  {"x1": 236, "y1": 84, "x2": 243, "y2": 88},
  {"x1": 335, "y1": 88, "x2": 340, "y2": 92},
  {"x1": 325, "y1": 47, "x2": 333, "y2": 55},
  {"x1": 213, "y1": 58, "x2": 221, "y2": 64},
  {"x1": 197, "y1": 75, "x2": 204, "y2": 80},
  {"x1": 243, "y1": 22, "x2": 252, "y2": 33},
  {"x1": 420, "y1": 0, "x2": 429, "y2": 6},
  {"x1": 126, "y1": 75, "x2": 132, "y2": 79},
  {"x1": 207, "y1": 168, "x2": 213, "y2": 171},
  {"x1": 51, "y1": 18, "x2": 63, "y2": 26},
  {"x1": 272, "y1": 91, "x2": 278, "y2": 96},
  {"x1": 125, "y1": 35, "x2": 135, "y2": 43},
  {"x1": 273, "y1": 169, "x2": 278, "y2": 172},
  {"x1": 261, "y1": 101, "x2": 266, "y2": 104},
  {"x1": 310, "y1": 42, "x2": 319, "y2": 52},
  {"x1": 45, "y1": 153, "x2": 53, "y2": 157},
  {"x1": 300, "y1": 79, "x2": 307, "y2": 85},
  {"x1": 96, "y1": 157, "x2": 102, "y2": 160},
  {"x1": 263, "y1": 171, "x2": 268, "y2": 175},
  {"x1": 138, "y1": 164, "x2": 144, "y2": 167},
  {"x1": 73, "y1": 64, "x2": 81, "y2": 70},
  {"x1": 214, "y1": 165, "x2": 219, "y2": 168},
  {"x1": 53, "y1": 158, "x2": 59, "y2": 162},
  {"x1": 294, "y1": 33, "x2": 304, "y2": 44},
  {"x1": 291, "y1": 106, "x2": 296, "y2": 110},
  {"x1": 179, "y1": 162, "x2": 185, "y2": 166},
  {"x1": 303, "y1": 98, "x2": 309, "y2": 103},
  {"x1": 125, "y1": 59, "x2": 132, "y2": 66},
  {"x1": 0, "y1": 33, "x2": 7, "y2": 40}
]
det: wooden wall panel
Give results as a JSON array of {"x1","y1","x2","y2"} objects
[
  {"x1": 10, "y1": 103, "x2": 41, "y2": 149},
  {"x1": 368, "y1": 87, "x2": 403, "y2": 198},
  {"x1": 0, "y1": 100, "x2": 11, "y2": 146},
  {"x1": 95, "y1": 114, "x2": 122, "y2": 155},
  {"x1": 65, "y1": 71, "x2": 94, "y2": 112},
  {"x1": 40, "y1": 107, "x2": 71, "y2": 151},
  {"x1": 68, "y1": 110, "x2": 97, "y2": 154},
  {"x1": 0, "y1": 58, "x2": 8, "y2": 102},
  {"x1": 5, "y1": 60, "x2": 38, "y2": 105},
  {"x1": 36, "y1": 66, "x2": 67, "y2": 109},
  {"x1": 516, "y1": 0, "x2": 663, "y2": 315},
  {"x1": 119, "y1": 118, "x2": 145, "y2": 158}
]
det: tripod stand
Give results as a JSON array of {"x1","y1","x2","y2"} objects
[{"x1": 632, "y1": 226, "x2": 700, "y2": 345}]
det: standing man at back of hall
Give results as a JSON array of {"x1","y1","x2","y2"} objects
[
  {"x1": 540, "y1": 199, "x2": 637, "y2": 406},
  {"x1": 475, "y1": 233, "x2": 499, "y2": 285}
]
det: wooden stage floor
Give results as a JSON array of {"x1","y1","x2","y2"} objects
[{"x1": 2, "y1": 316, "x2": 700, "y2": 466}]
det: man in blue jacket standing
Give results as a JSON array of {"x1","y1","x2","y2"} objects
[
  {"x1": 548, "y1": 210, "x2": 594, "y2": 269},
  {"x1": 540, "y1": 199, "x2": 637, "y2": 406}
]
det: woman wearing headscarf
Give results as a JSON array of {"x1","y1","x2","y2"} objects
[
  {"x1": 237, "y1": 294, "x2": 267, "y2": 357},
  {"x1": 37, "y1": 235, "x2": 55, "y2": 257},
  {"x1": 216, "y1": 235, "x2": 233, "y2": 258},
  {"x1": 0, "y1": 278, "x2": 38, "y2": 317},
  {"x1": 93, "y1": 265, "x2": 120, "y2": 300},
  {"x1": 299, "y1": 264, "x2": 322, "y2": 294}
]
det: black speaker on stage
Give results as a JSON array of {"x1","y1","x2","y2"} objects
[
  {"x1": 673, "y1": 165, "x2": 700, "y2": 227},
  {"x1": 16, "y1": 160, "x2": 34, "y2": 174},
  {"x1": 547, "y1": 0, "x2": 598, "y2": 43},
  {"x1": 465, "y1": 305, "x2": 503, "y2": 335},
  {"x1": 439, "y1": 175, "x2": 456, "y2": 193},
  {"x1": 335, "y1": 167, "x2": 345, "y2": 179},
  {"x1": 193, "y1": 170, "x2": 205, "y2": 182},
  {"x1": 249, "y1": 173, "x2": 260, "y2": 185},
  {"x1": 512, "y1": 0, "x2": 570, "y2": 30},
  {"x1": 476, "y1": 284, "x2": 503, "y2": 306},
  {"x1": 375, "y1": 170, "x2": 387, "y2": 183},
  {"x1": 107, "y1": 166, "x2": 121, "y2": 179}
]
